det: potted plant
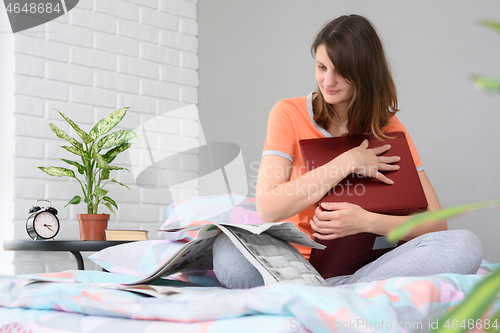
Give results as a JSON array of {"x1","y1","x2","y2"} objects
[{"x1": 39, "y1": 107, "x2": 137, "y2": 240}]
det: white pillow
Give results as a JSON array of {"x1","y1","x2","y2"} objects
[
  {"x1": 159, "y1": 193, "x2": 263, "y2": 240},
  {"x1": 89, "y1": 240, "x2": 184, "y2": 276}
]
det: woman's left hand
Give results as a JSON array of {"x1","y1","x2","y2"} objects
[{"x1": 311, "y1": 202, "x2": 372, "y2": 240}]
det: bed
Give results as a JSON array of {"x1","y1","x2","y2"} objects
[{"x1": 0, "y1": 194, "x2": 498, "y2": 333}]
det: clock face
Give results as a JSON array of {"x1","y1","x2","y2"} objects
[{"x1": 33, "y1": 211, "x2": 60, "y2": 239}]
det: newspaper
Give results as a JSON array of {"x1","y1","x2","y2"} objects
[
  {"x1": 129, "y1": 222, "x2": 329, "y2": 287},
  {"x1": 97, "y1": 283, "x2": 210, "y2": 298},
  {"x1": 22, "y1": 278, "x2": 213, "y2": 298}
]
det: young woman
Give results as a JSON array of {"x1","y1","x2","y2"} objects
[{"x1": 213, "y1": 14, "x2": 482, "y2": 289}]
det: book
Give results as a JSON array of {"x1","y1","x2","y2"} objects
[
  {"x1": 128, "y1": 222, "x2": 329, "y2": 287},
  {"x1": 104, "y1": 229, "x2": 149, "y2": 241}
]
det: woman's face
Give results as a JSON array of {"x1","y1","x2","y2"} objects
[{"x1": 315, "y1": 44, "x2": 354, "y2": 109}]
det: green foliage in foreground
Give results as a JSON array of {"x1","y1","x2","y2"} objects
[
  {"x1": 387, "y1": 200, "x2": 500, "y2": 333},
  {"x1": 386, "y1": 19, "x2": 500, "y2": 332},
  {"x1": 387, "y1": 200, "x2": 500, "y2": 243},
  {"x1": 472, "y1": 20, "x2": 500, "y2": 95}
]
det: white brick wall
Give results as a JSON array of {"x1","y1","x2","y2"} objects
[{"x1": 10, "y1": 0, "x2": 199, "y2": 274}]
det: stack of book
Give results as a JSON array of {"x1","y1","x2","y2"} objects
[{"x1": 104, "y1": 229, "x2": 149, "y2": 241}]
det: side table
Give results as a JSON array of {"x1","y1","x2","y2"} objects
[{"x1": 3, "y1": 240, "x2": 133, "y2": 270}]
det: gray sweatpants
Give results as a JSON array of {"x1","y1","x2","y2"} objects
[{"x1": 212, "y1": 229, "x2": 483, "y2": 289}]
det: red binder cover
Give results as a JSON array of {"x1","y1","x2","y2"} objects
[{"x1": 299, "y1": 132, "x2": 427, "y2": 279}]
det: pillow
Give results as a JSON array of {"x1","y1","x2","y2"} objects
[
  {"x1": 159, "y1": 193, "x2": 263, "y2": 240},
  {"x1": 89, "y1": 240, "x2": 184, "y2": 277}
]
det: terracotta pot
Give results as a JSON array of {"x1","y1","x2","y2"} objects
[{"x1": 77, "y1": 214, "x2": 110, "y2": 241}]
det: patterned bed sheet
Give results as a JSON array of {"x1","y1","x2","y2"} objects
[{"x1": 0, "y1": 262, "x2": 498, "y2": 333}]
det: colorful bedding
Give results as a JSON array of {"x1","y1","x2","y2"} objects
[
  {"x1": 0, "y1": 262, "x2": 498, "y2": 333},
  {"x1": 2, "y1": 196, "x2": 497, "y2": 332}
]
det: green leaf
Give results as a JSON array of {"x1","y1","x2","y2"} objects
[
  {"x1": 89, "y1": 107, "x2": 129, "y2": 141},
  {"x1": 64, "y1": 195, "x2": 81, "y2": 208},
  {"x1": 92, "y1": 150, "x2": 109, "y2": 169},
  {"x1": 61, "y1": 159, "x2": 85, "y2": 175},
  {"x1": 102, "y1": 142, "x2": 132, "y2": 163},
  {"x1": 82, "y1": 156, "x2": 91, "y2": 167},
  {"x1": 387, "y1": 200, "x2": 500, "y2": 242},
  {"x1": 102, "y1": 196, "x2": 118, "y2": 209},
  {"x1": 111, "y1": 178, "x2": 130, "y2": 190},
  {"x1": 56, "y1": 110, "x2": 93, "y2": 144},
  {"x1": 94, "y1": 129, "x2": 138, "y2": 152},
  {"x1": 472, "y1": 75, "x2": 500, "y2": 93},
  {"x1": 103, "y1": 202, "x2": 116, "y2": 214},
  {"x1": 101, "y1": 169, "x2": 110, "y2": 180},
  {"x1": 486, "y1": 310, "x2": 500, "y2": 332},
  {"x1": 94, "y1": 187, "x2": 108, "y2": 196},
  {"x1": 49, "y1": 124, "x2": 83, "y2": 150},
  {"x1": 38, "y1": 166, "x2": 76, "y2": 178},
  {"x1": 431, "y1": 267, "x2": 500, "y2": 333},
  {"x1": 61, "y1": 145, "x2": 85, "y2": 157},
  {"x1": 107, "y1": 166, "x2": 128, "y2": 171},
  {"x1": 482, "y1": 20, "x2": 500, "y2": 34}
]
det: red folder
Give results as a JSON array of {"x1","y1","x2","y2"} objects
[{"x1": 300, "y1": 132, "x2": 428, "y2": 279}]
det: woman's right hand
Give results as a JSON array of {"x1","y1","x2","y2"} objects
[{"x1": 344, "y1": 139, "x2": 400, "y2": 184}]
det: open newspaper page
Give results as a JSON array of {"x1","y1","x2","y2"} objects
[
  {"x1": 131, "y1": 222, "x2": 328, "y2": 286},
  {"x1": 98, "y1": 284, "x2": 212, "y2": 298},
  {"x1": 159, "y1": 222, "x2": 325, "y2": 249},
  {"x1": 217, "y1": 224, "x2": 329, "y2": 286},
  {"x1": 129, "y1": 224, "x2": 223, "y2": 285}
]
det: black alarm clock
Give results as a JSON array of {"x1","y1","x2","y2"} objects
[{"x1": 26, "y1": 200, "x2": 60, "y2": 240}]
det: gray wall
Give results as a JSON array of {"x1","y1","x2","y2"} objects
[{"x1": 198, "y1": 1, "x2": 500, "y2": 262}]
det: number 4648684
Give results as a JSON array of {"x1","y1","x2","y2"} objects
[
  {"x1": 443, "y1": 319, "x2": 498, "y2": 330},
  {"x1": 6, "y1": 2, "x2": 62, "y2": 14}
]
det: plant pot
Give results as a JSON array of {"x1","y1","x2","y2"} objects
[{"x1": 77, "y1": 214, "x2": 110, "y2": 241}]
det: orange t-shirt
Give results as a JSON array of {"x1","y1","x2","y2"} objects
[{"x1": 262, "y1": 93, "x2": 423, "y2": 259}]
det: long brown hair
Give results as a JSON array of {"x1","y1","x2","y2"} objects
[{"x1": 311, "y1": 15, "x2": 399, "y2": 138}]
